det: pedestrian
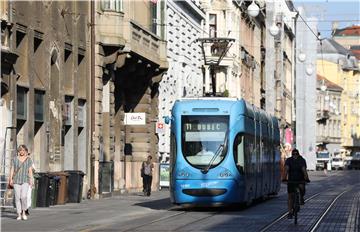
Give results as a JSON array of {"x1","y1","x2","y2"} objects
[
  {"x1": 8, "y1": 145, "x2": 33, "y2": 220},
  {"x1": 25, "y1": 152, "x2": 36, "y2": 216},
  {"x1": 141, "y1": 155, "x2": 154, "y2": 196},
  {"x1": 324, "y1": 162, "x2": 328, "y2": 175}
]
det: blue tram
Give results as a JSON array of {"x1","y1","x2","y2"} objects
[{"x1": 167, "y1": 98, "x2": 281, "y2": 205}]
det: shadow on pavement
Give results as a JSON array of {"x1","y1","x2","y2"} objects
[{"x1": 133, "y1": 197, "x2": 171, "y2": 210}]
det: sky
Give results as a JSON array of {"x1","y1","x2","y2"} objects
[{"x1": 294, "y1": 0, "x2": 360, "y2": 38}]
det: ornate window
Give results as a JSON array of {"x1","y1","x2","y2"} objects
[{"x1": 209, "y1": 14, "x2": 217, "y2": 37}]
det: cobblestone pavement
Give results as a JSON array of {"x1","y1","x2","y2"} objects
[{"x1": 1, "y1": 171, "x2": 359, "y2": 232}]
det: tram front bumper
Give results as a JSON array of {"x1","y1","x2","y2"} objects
[{"x1": 173, "y1": 179, "x2": 244, "y2": 204}]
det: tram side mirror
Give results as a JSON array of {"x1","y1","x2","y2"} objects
[{"x1": 163, "y1": 116, "x2": 172, "y2": 124}]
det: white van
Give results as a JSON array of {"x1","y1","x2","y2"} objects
[{"x1": 331, "y1": 157, "x2": 345, "y2": 170}]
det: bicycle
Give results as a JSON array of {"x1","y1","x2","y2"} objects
[{"x1": 284, "y1": 180, "x2": 308, "y2": 225}]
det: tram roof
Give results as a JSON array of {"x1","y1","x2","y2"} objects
[{"x1": 177, "y1": 97, "x2": 239, "y2": 101}]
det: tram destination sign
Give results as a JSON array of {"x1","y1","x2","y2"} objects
[{"x1": 183, "y1": 122, "x2": 227, "y2": 142}]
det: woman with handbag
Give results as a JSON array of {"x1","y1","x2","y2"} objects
[
  {"x1": 8, "y1": 145, "x2": 33, "y2": 220},
  {"x1": 141, "y1": 155, "x2": 154, "y2": 196}
]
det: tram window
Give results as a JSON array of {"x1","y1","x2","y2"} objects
[
  {"x1": 233, "y1": 134, "x2": 245, "y2": 174},
  {"x1": 181, "y1": 115, "x2": 228, "y2": 168}
]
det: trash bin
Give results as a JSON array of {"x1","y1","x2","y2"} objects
[
  {"x1": 31, "y1": 173, "x2": 41, "y2": 208},
  {"x1": 36, "y1": 172, "x2": 50, "y2": 207},
  {"x1": 48, "y1": 174, "x2": 60, "y2": 206},
  {"x1": 51, "y1": 172, "x2": 69, "y2": 205},
  {"x1": 65, "y1": 170, "x2": 85, "y2": 203}
]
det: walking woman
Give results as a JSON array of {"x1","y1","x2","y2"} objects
[
  {"x1": 142, "y1": 155, "x2": 154, "y2": 196},
  {"x1": 9, "y1": 145, "x2": 33, "y2": 220}
]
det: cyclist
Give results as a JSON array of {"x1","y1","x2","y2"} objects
[{"x1": 283, "y1": 148, "x2": 310, "y2": 219}]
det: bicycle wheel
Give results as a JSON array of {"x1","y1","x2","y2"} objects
[{"x1": 294, "y1": 190, "x2": 300, "y2": 225}]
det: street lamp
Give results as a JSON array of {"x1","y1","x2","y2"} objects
[
  {"x1": 269, "y1": 24, "x2": 280, "y2": 36},
  {"x1": 247, "y1": 1, "x2": 260, "y2": 17},
  {"x1": 305, "y1": 63, "x2": 314, "y2": 76},
  {"x1": 298, "y1": 52, "x2": 306, "y2": 63}
]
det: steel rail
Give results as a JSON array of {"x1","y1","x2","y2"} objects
[
  {"x1": 259, "y1": 191, "x2": 322, "y2": 232},
  {"x1": 308, "y1": 189, "x2": 349, "y2": 232}
]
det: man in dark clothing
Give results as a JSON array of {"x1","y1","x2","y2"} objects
[{"x1": 284, "y1": 149, "x2": 310, "y2": 219}]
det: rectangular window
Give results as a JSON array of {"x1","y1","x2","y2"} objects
[
  {"x1": 101, "y1": 0, "x2": 122, "y2": 12},
  {"x1": 151, "y1": 1, "x2": 157, "y2": 34},
  {"x1": 78, "y1": 99, "x2": 86, "y2": 128},
  {"x1": 17, "y1": 87, "x2": 28, "y2": 120},
  {"x1": 63, "y1": 96, "x2": 73, "y2": 126},
  {"x1": 209, "y1": 14, "x2": 217, "y2": 37},
  {"x1": 34, "y1": 90, "x2": 45, "y2": 122}
]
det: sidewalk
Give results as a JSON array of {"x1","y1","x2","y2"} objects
[{"x1": 1, "y1": 189, "x2": 171, "y2": 232}]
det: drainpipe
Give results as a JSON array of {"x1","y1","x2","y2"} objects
[
  {"x1": 292, "y1": 10, "x2": 299, "y2": 143},
  {"x1": 90, "y1": 0, "x2": 95, "y2": 197}
]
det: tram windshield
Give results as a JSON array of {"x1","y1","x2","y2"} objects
[{"x1": 181, "y1": 116, "x2": 229, "y2": 168}]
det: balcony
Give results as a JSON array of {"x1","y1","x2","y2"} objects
[
  {"x1": 316, "y1": 110, "x2": 330, "y2": 124},
  {"x1": 128, "y1": 20, "x2": 167, "y2": 68}
]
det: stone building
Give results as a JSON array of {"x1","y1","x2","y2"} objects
[
  {"x1": 1, "y1": 1, "x2": 91, "y2": 197},
  {"x1": 316, "y1": 38, "x2": 360, "y2": 156},
  {"x1": 199, "y1": 0, "x2": 265, "y2": 106},
  {"x1": 157, "y1": 0, "x2": 205, "y2": 163},
  {"x1": 316, "y1": 74, "x2": 343, "y2": 155},
  {"x1": 92, "y1": 0, "x2": 168, "y2": 196}
]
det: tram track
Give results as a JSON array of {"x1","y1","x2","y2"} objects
[
  {"x1": 308, "y1": 189, "x2": 349, "y2": 232},
  {"x1": 129, "y1": 188, "x2": 340, "y2": 232},
  {"x1": 260, "y1": 187, "x2": 352, "y2": 232},
  {"x1": 121, "y1": 208, "x2": 221, "y2": 232},
  {"x1": 259, "y1": 191, "x2": 323, "y2": 232}
]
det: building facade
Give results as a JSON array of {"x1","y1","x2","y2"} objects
[
  {"x1": 316, "y1": 38, "x2": 360, "y2": 156},
  {"x1": 157, "y1": 0, "x2": 205, "y2": 163},
  {"x1": 332, "y1": 25, "x2": 360, "y2": 60},
  {"x1": 1, "y1": 1, "x2": 91, "y2": 200},
  {"x1": 199, "y1": 0, "x2": 265, "y2": 107},
  {"x1": 316, "y1": 75, "x2": 343, "y2": 156},
  {"x1": 92, "y1": 0, "x2": 168, "y2": 196}
]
